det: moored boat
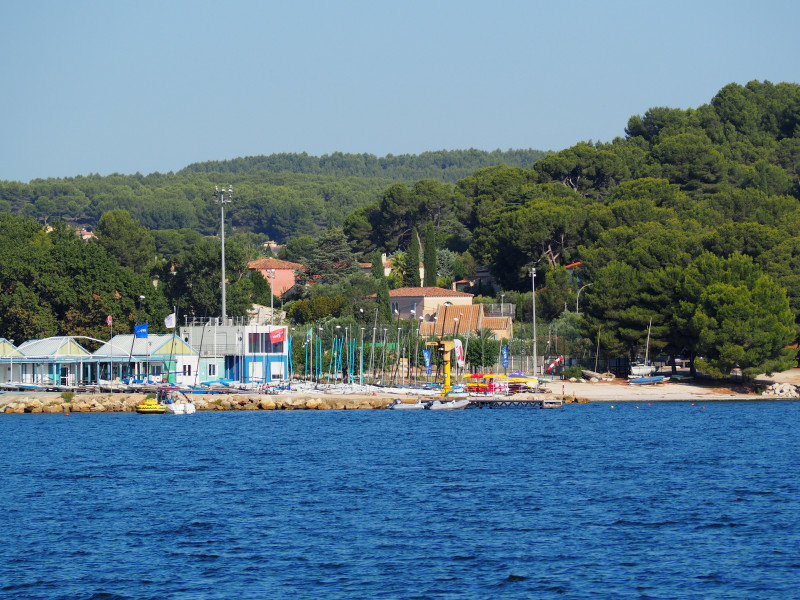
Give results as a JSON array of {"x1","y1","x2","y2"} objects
[
  {"x1": 135, "y1": 398, "x2": 165, "y2": 414},
  {"x1": 427, "y1": 398, "x2": 470, "y2": 410},
  {"x1": 387, "y1": 398, "x2": 429, "y2": 410},
  {"x1": 164, "y1": 400, "x2": 196, "y2": 414}
]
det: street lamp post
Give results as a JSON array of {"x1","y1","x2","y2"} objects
[
  {"x1": 407, "y1": 309, "x2": 416, "y2": 382},
  {"x1": 369, "y1": 308, "x2": 378, "y2": 383},
  {"x1": 500, "y1": 293, "x2": 505, "y2": 316},
  {"x1": 215, "y1": 185, "x2": 233, "y2": 322},
  {"x1": 335, "y1": 325, "x2": 341, "y2": 383},
  {"x1": 360, "y1": 327, "x2": 365, "y2": 386},
  {"x1": 380, "y1": 328, "x2": 388, "y2": 382},
  {"x1": 576, "y1": 283, "x2": 594, "y2": 314},
  {"x1": 453, "y1": 316, "x2": 460, "y2": 379},
  {"x1": 530, "y1": 267, "x2": 538, "y2": 376}
]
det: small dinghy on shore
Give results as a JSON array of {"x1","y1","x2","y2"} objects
[{"x1": 628, "y1": 375, "x2": 669, "y2": 385}]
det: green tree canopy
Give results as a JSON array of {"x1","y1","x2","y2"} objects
[{"x1": 675, "y1": 252, "x2": 795, "y2": 377}]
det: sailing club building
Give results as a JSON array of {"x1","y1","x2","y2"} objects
[{"x1": 179, "y1": 318, "x2": 290, "y2": 384}]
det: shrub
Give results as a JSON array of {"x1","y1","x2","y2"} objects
[{"x1": 60, "y1": 391, "x2": 74, "y2": 403}]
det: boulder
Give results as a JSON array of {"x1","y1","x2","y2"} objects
[
  {"x1": 24, "y1": 399, "x2": 44, "y2": 413},
  {"x1": 258, "y1": 398, "x2": 277, "y2": 410}
]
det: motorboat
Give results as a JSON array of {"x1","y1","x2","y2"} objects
[
  {"x1": 135, "y1": 398, "x2": 165, "y2": 414},
  {"x1": 386, "y1": 398, "x2": 429, "y2": 410},
  {"x1": 158, "y1": 387, "x2": 197, "y2": 414},
  {"x1": 164, "y1": 400, "x2": 196, "y2": 414},
  {"x1": 427, "y1": 398, "x2": 470, "y2": 410}
]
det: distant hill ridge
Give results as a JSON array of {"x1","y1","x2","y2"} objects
[{"x1": 179, "y1": 148, "x2": 549, "y2": 184}]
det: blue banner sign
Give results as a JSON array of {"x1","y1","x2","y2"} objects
[
  {"x1": 501, "y1": 345, "x2": 509, "y2": 368},
  {"x1": 423, "y1": 349, "x2": 432, "y2": 375}
]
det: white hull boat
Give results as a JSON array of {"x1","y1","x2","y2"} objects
[
  {"x1": 387, "y1": 398, "x2": 429, "y2": 410},
  {"x1": 164, "y1": 401, "x2": 196, "y2": 414},
  {"x1": 629, "y1": 362, "x2": 656, "y2": 377},
  {"x1": 427, "y1": 399, "x2": 470, "y2": 410}
]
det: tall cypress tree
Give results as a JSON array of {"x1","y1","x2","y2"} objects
[
  {"x1": 376, "y1": 277, "x2": 392, "y2": 323},
  {"x1": 423, "y1": 222, "x2": 437, "y2": 287},
  {"x1": 406, "y1": 227, "x2": 421, "y2": 287},
  {"x1": 370, "y1": 250, "x2": 384, "y2": 279}
]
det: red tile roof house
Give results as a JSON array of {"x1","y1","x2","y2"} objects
[
  {"x1": 248, "y1": 258, "x2": 304, "y2": 298},
  {"x1": 419, "y1": 303, "x2": 514, "y2": 341}
]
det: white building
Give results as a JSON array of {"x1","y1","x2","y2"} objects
[{"x1": 179, "y1": 318, "x2": 290, "y2": 384}]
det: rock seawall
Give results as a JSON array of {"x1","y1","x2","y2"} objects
[{"x1": 1, "y1": 393, "x2": 395, "y2": 413}]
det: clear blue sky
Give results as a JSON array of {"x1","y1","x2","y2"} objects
[{"x1": 2, "y1": 0, "x2": 798, "y2": 182}]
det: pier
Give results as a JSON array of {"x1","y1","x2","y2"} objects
[{"x1": 469, "y1": 396, "x2": 563, "y2": 409}]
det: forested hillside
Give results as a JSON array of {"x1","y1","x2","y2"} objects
[
  {"x1": 178, "y1": 149, "x2": 547, "y2": 183},
  {"x1": 0, "y1": 149, "x2": 546, "y2": 242},
  {"x1": 343, "y1": 80, "x2": 800, "y2": 377},
  {"x1": 2, "y1": 80, "x2": 800, "y2": 378}
]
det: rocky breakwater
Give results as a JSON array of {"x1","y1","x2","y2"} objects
[
  {"x1": 1, "y1": 393, "x2": 394, "y2": 413},
  {"x1": 760, "y1": 382, "x2": 800, "y2": 398}
]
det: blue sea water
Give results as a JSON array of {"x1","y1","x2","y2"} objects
[{"x1": 1, "y1": 401, "x2": 798, "y2": 600}]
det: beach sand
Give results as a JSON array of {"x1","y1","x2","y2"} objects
[{"x1": 554, "y1": 368, "x2": 800, "y2": 402}]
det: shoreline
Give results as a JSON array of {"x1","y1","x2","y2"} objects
[{"x1": 1, "y1": 374, "x2": 797, "y2": 413}]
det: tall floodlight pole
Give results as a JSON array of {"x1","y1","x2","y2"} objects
[
  {"x1": 369, "y1": 308, "x2": 378, "y2": 383},
  {"x1": 267, "y1": 268, "x2": 276, "y2": 326},
  {"x1": 215, "y1": 185, "x2": 233, "y2": 322},
  {"x1": 530, "y1": 267, "x2": 538, "y2": 376}
]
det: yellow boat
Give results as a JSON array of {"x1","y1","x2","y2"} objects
[{"x1": 135, "y1": 398, "x2": 165, "y2": 414}]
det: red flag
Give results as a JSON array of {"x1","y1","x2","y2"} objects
[
  {"x1": 107, "y1": 315, "x2": 113, "y2": 327},
  {"x1": 269, "y1": 328, "x2": 286, "y2": 344}
]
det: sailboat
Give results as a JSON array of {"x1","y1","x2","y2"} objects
[{"x1": 629, "y1": 318, "x2": 657, "y2": 378}]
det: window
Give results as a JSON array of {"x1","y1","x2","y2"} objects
[
  {"x1": 391, "y1": 301, "x2": 399, "y2": 314},
  {"x1": 248, "y1": 332, "x2": 284, "y2": 354},
  {"x1": 208, "y1": 364, "x2": 216, "y2": 377}
]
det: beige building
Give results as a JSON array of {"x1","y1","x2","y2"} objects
[
  {"x1": 385, "y1": 287, "x2": 473, "y2": 321},
  {"x1": 379, "y1": 287, "x2": 513, "y2": 341},
  {"x1": 419, "y1": 303, "x2": 513, "y2": 341}
]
